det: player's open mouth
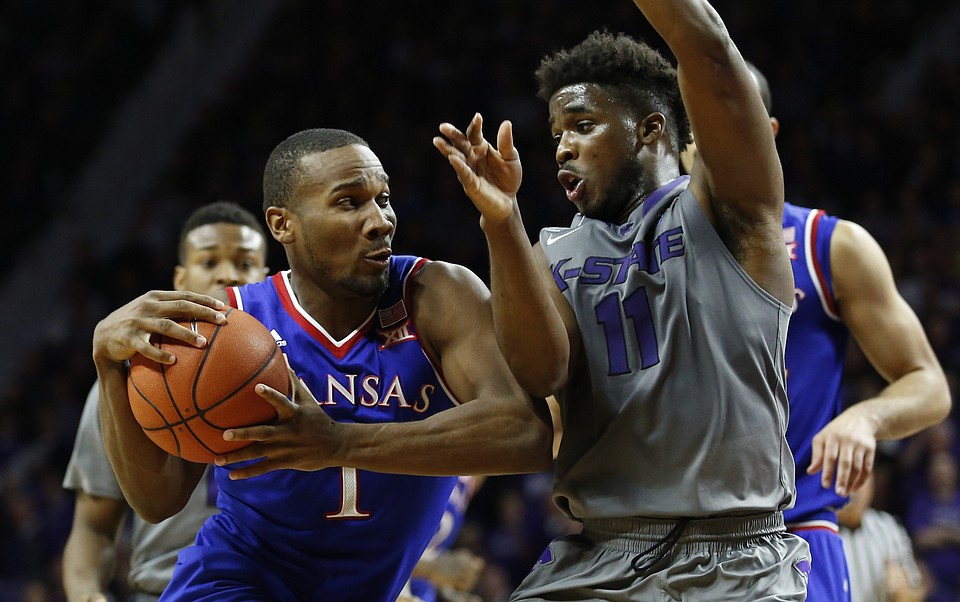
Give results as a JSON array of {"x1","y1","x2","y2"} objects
[
  {"x1": 558, "y1": 170, "x2": 584, "y2": 203},
  {"x1": 365, "y1": 248, "x2": 392, "y2": 267}
]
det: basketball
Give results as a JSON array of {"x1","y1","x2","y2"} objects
[{"x1": 127, "y1": 307, "x2": 289, "y2": 463}]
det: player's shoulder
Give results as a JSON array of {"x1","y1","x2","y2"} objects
[
  {"x1": 228, "y1": 272, "x2": 284, "y2": 310},
  {"x1": 409, "y1": 259, "x2": 487, "y2": 298},
  {"x1": 540, "y1": 214, "x2": 588, "y2": 248}
]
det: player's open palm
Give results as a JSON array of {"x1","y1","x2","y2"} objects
[
  {"x1": 807, "y1": 406, "x2": 877, "y2": 497},
  {"x1": 217, "y1": 361, "x2": 342, "y2": 478},
  {"x1": 434, "y1": 113, "x2": 522, "y2": 226}
]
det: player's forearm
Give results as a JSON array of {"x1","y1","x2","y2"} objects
[
  {"x1": 339, "y1": 397, "x2": 553, "y2": 476},
  {"x1": 62, "y1": 528, "x2": 115, "y2": 602},
  {"x1": 483, "y1": 213, "x2": 570, "y2": 396},
  {"x1": 95, "y1": 358, "x2": 200, "y2": 522},
  {"x1": 855, "y1": 366, "x2": 950, "y2": 441}
]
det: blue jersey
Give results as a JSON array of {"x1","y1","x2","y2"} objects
[
  {"x1": 163, "y1": 256, "x2": 459, "y2": 602},
  {"x1": 782, "y1": 203, "x2": 850, "y2": 527}
]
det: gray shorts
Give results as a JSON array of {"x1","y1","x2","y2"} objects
[{"x1": 511, "y1": 512, "x2": 810, "y2": 601}]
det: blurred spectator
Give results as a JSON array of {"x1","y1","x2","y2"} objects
[{"x1": 906, "y1": 451, "x2": 960, "y2": 602}]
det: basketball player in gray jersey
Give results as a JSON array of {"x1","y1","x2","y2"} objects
[
  {"x1": 434, "y1": 0, "x2": 810, "y2": 598},
  {"x1": 62, "y1": 201, "x2": 269, "y2": 601}
]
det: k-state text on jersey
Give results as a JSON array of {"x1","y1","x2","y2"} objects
[{"x1": 551, "y1": 226, "x2": 685, "y2": 291}]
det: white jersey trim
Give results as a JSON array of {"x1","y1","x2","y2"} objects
[
  {"x1": 803, "y1": 209, "x2": 841, "y2": 322},
  {"x1": 278, "y1": 270, "x2": 375, "y2": 347}
]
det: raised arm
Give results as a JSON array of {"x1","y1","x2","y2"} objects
[
  {"x1": 808, "y1": 220, "x2": 950, "y2": 496},
  {"x1": 93, "y1": 290, "x2": 224, "y2": 522},
  {"x1": 632, "y1": 0, "x2": 791, "y2": 303},
  {"x1": 215, "y1": 261, "x2": 555, "y2": 479},
  {"x1": 434, "y1": 115, "x2": 573, "y2": 397}
]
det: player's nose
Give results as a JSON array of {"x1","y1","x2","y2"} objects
[
  {"x1": 364, "y1": 203, "x2": 396, "y2": 240},
  {"x1": 556, "y1": 132, "x2": 577, "y2": 166},
  {"x1": 214, "y1": 262, "x2": 241, "y2": 286}
]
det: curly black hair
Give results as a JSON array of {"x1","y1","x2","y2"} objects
[
  {"x1": 262, "y1": 128, "x2": 368, "y2": 212},
  {"x1": 535, "y1": 30, "x2": 692, "y2": 153}
]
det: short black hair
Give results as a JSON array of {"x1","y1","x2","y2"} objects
[
  {"x1": 177, "y1": 200, "x2": 266, "y2": 264},
  {"x1": 535, "y1": 30, "x2": 692, "y2": 153},
  {"x1": 262, "y1": 128, "x2": 368, "y2": 212},
  {"x1": 744, "y1": 61, "x2": 773, "y2": 116}
]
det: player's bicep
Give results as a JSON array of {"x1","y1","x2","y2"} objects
[
  {"x1": 677, "y1": 58, "x2": 781, "y2": 221},
  {"x1": 832, "y1": 221, "x2": 935, "y2": 382},
  {"x1": 413, "y1": 262, "x2": 525, "y2": 405},
  {"x1": 74, "y1": 491, "x2": 128, "y2": 540}
]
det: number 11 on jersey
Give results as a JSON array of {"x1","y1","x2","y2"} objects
[{"x1": 595, "y1": 287, "x2": 660, "y2": 376}]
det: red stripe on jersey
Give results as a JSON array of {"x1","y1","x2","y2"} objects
[
  {"x1": 226, "y1": 286, "x2": 239, "y2": 310},
  {"x1": 270, "y1": 272, "x2": 371, "y2": 360},
  {"x1": 807, "y1": 210, "x2": 839, "y2": 317}
]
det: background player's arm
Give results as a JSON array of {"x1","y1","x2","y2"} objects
[
  {"x1": 94, "y1": 290, "x2": 223, "y2": 521},
  {"x1": 410, "y1": 548, "x2": 485, "y2": 593},
  {"x1": 808, "y1": 220, "x2": 950, "y2": 496},
  {"x1": 632, "y1": 0, "x2": 791, "y2": 303},
  {"x1": 217, "y1": 261, "x2": 554, "y2": 479},
  {"x1": 62, "y1": 491, "x2": 126, "y2": 602}
]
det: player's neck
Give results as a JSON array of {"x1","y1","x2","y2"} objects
[{"x1": 288, "y1": 270, "x2": 379, "y2": 340}]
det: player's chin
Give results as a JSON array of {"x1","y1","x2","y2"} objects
[{"x1": 342, "y1": 271, "x2": 389, "y2": 298}]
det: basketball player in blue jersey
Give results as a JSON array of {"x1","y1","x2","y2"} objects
[
  {"x1": 679, "y1": 63, "x2": 951, "y2": 601},
  {"x1": 434, "y1": 0, "x2": 811, "y2": 597},
  {"x1": 92, "y1": 128, "x2": 553, "y2": 601},
  {"x1": 63, "y1": 201, "x2": 269, "y2": 602}
]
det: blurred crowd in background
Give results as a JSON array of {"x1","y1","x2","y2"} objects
[{"x1": 1, "y1": 0, "x2": 958, "y2": 599}]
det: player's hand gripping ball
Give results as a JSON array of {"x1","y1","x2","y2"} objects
[{"x1": 127, "y1": 308, "x2": 288, "y2": 463}]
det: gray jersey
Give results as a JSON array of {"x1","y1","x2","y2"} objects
[
  {"x1": 540, "y1": 177, "x2": 795, "y2": 520},
  {"x1": 63, "y1": 382, "x2": 218, "y2": 597}
]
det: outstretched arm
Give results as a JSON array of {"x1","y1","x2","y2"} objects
[
  {"x1": 808, "y1": 221, "x2": 950, "y2": 496},
  {"x1": 632, "y1": 0, "x2": 791, "y2": 304},
  {"x1": 434, "y1": 114, "x2": 572, "y2": 397},
  {"x1": 216, "y1": 261, "x2": 554, "y2": 479},
  {"x1": 94, "y1": 290, "x2": 224, "y2": 522}
]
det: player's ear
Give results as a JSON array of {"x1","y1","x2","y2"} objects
[
  {"x1": 638, "y1": 112, "x2": 666, "y2": 147},
  {"x1": 265, "y1": 206, "x2": 295, "y2": 244},
  {"x1": 770, "y1": 116, "x2": 780, "y2": 139},
  {"x1": 172, "y1": 265, "x2": 187, "y2": 292}
]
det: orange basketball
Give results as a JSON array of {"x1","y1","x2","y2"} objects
[{"x1": 127, "y1": 307, "x2": 288, "y2": 463}]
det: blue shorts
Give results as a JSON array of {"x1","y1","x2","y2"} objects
[{"x1": 790, "y1": 527, "x2": 850, "y2": 602}]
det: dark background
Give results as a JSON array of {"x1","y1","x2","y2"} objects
[{"x1": 1, "y1": 0, "x2": 958, "y2": 599}]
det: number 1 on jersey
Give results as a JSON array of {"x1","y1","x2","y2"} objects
[
  {"x1": 325, "y1": 467, "x2": 372, "y2": 519},
  {"x1": 595, "y1": 287, "x2": 660, "y2": 375}
]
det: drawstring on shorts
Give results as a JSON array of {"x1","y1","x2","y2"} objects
[{"x1": 630, "y1": 518, "x2": 690, "y2": 576}]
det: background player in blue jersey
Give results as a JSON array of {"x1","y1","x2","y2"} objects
[
  {"x1": 435, "y1": 0, "x2": 811, "y2": 598},
  {"x1": 92, "y1": 129, "x2": 553, "y2": 601},
  {"x1": 399, "y1": 476, "x2": 486, "y2": 602},
  {"x1": 62, "y1": 201, "x2": 270, "y2": 602},
  {"x1": 682, "y1": 63, "x2": 951, "y2": 601}
]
